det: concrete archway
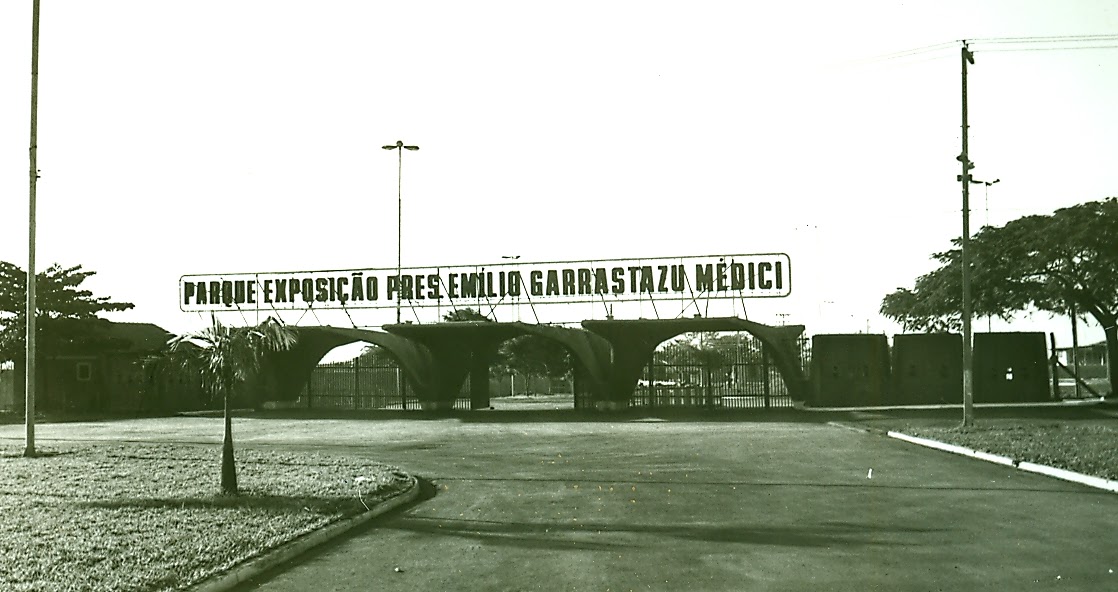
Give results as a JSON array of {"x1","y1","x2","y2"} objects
[
  {"x1": 260, "y1": 326, "x2": 435, "y2": 404},
  {"x1": 383, "y1": 322, "x2": 614, "y2": 410},
  {"x1": 582, "y1": 317, "x2": 808, "y2": 409},
  {"x1": 257, "y1": 318, "x2": 805, "y2": 412}
]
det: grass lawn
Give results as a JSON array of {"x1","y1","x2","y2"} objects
[
  {"x1": 841, "y1": 405, "x2": 1118, "y2": 480},
  {"x1": 0, "y1": 442, "x2": 410, "y2": 592}
]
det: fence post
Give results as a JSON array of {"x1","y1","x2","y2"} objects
[
  {"x1": 306, "y1": 370, "x2": 313, "y2": 409},
  {"x1": 399, "y1": 366, "x2": 408, "y2": 410},
  {"x1": 762, "y1": 344, "x2": 771, "y2": 409},
  {"x1": 1049, "y1": 332, "x2": 1058, "y2": 400},
  {"x1": 704, "y1": 365, "x2": 712, "y2": 409},
  {"x1": 353, "y1": 358, "x2": 360, "y2": 410}
]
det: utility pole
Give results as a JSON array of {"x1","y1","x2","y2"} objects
[
  {"x1": 958, "y1": 42, "x2": 976, "y2": 427},
  {"x1": 25, "y1": 0, "x2": 41, "y2": 457}
]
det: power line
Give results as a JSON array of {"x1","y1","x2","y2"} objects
[
  {"x1": 866, "y1": 41, "x2": 959, "y2": 61},
  {"x1": 839, "y1": 41, "x2": 957, "y2": 67},
  {"x1": 845, "y1": 35, "x2": 1118, "y2": 68},
  {"x1": 969, "y1": 33, "x2": 1118, "y2": 45},
  {"x1": 969, "y1": 34, "x2": 1118, "y2": 54},
  {"x1": 976, "y1": 45, "x2": 1118, "y2": 53}
]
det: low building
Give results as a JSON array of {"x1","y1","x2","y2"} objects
[{"x1": 5, "y1": 321, "x2": 209, "y2": 415}]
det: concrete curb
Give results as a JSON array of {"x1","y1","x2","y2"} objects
[
  {"x1": 825, "y1": 421, "x2": 871, "y2": 433},
  {"x1": 186, "y1": 476, "x2": 422, "y2": 592},
  {"x1": 806, "y1": 398, "x2": 1105, "y2": 413},
  {"x1": 887, "y1": 431, "x2": 1118, "y2": 494}
]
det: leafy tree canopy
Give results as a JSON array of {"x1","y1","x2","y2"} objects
[
  {"x1": 0, "y1": 261, "x2": 135, "y2": 361},
  {"x1": 655, "y1": 332, "x2": 763, "y2": 367},
  {"x1": 442, "y1": 307, "x2": 493, "y2": 322},
  {"x1": 880, "y1": 198, "x2": 1117, "y2": 394},
  {"x1": 498, "y1": 335, "x2": 570, "y2": 379}
]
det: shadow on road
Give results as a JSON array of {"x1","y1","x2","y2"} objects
[{"x1": 379, "y1": 515, "x2": 936, "y2": 551}]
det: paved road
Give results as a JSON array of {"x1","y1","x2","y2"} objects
[{"x1": 4, "y1": 416, "x2": 1117, "y2": 591}]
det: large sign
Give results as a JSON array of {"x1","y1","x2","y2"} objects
[{"x1": 179, "y1": 253, "x2": 791, "y2": 312}]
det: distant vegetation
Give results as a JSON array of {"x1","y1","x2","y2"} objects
[{"x1": 881, "y1": 198, "x2": 1117, "y2": 396}]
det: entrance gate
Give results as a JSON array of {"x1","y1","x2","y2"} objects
[
  {"x1": 632, "y1": 333, "x2": 807, "y2": 409},
  {"x1": 261, "y1": 318, "x2": 809, "y2": 411}
]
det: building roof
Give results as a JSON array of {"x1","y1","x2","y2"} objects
[
  {"x1": 99, "y1": 322, "x2": 173, "y2": 354},
  {"x1": 48, "y1": 320, "x2": 173, "y2": 356}
]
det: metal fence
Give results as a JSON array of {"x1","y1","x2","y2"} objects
[
  {"x1": 631, "y1": 333, "x2": 810, "y2": 410},
  {"x1": 301, "y1": 333, "x2": 811, "y2": 412},
  {"x1": 1053, "y1": 361, "x2": 1110, "y2": 399},
  {"x1": 301, "y1": 358, "x2": 474, "y2": 411}
]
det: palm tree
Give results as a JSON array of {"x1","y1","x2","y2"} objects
[{"x1": 168, "y1": 315, "x2": 297, "y2": 495}]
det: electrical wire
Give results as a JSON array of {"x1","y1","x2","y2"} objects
[
  {"x1": 976, "y1": 45, "x2": 1118, "y2": 53},
  {"x1": 837, "y1": 42, "x2": 957, "y2": 68},
  {"x1": 968, "y1": 34, "x2": 1118, "y2": 54},
  {"x1": 848, "y1": 34, "x2": 1118, "y2": 68},
  {"x1": 864, "y1": 41, "x2": 959, "y2": 62},
  {"x1": 969, "y1": 34, "x2": 1118, "y2": 45}
]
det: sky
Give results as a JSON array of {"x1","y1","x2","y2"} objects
[{"x1": 1, "y1": 0, "x2": 1116, "y2": 355}]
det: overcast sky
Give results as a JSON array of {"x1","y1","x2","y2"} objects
[{"x1": 1, "y1": 1, "x2": 1116, "y2": 348}]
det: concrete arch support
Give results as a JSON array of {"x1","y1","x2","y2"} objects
[
  {"x1": 582, "y1": 317, "x2": 809, "y2": 409},
  {"x1": 260, "y1": 326, "x2": 435, "y2": 405},
  {"x1": 516, "y1": 324, "x2": 614, "y2": 406}
]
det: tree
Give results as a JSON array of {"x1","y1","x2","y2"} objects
[
  {"x1": 881, "y1": 198, "x2": 1118, "y2": 395},
  {"x1": 0, "y1": 261, "x2": 134, "y2": 361},
  {"x1": 168, "y1": 316, "x2": 297, "y2": 495},
  {"x1": 498, "y1": 335, "x2": 571, "y2": 391},
  {"x1": 442, "y1": 307, "x2": 493, "y2": 322},
  {"x1": 441, "y1": 308, "x2": 578, "y2": 392}
]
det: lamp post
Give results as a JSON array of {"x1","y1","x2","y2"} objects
[
  {"x1": 382, "y1": 140, "x2": 419, "y2": 324},
  {"x1": 971, "y1": 178, "x2": 1000, "y2": 227},
  {"x1": 970, "y1": 178, "x2": 999, "y2": 332}
]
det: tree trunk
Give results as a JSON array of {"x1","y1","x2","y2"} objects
[
  {"x1": 1104, "y1": 321, "x2": 1117, "y2": 399},
  {"x1": 221, "y1": 391, "x2": 238, "y2": 495}
]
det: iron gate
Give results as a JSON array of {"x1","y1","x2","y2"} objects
[{"x1": 632, "y1": 333, "x2": 808, "y2": 409}]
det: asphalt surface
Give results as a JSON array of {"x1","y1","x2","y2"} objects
[{"x1": 3, "y1": 414, "x2": 1117, "y2": 591}]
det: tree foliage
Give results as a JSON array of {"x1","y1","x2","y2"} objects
[
  {"x1": 881, "y1": 198, "x2": 1118, "y2": 394},
  {"x1": 442, "y1": 307, "x2": 492, "y2": 322},
  {"x1": 655, "y1": 333, "x2": 761, "y2": 367},
  {"x1": 442, "y1": 308, "x2": 573, "y2": 379},
  {"x1": 0, "y1": 261, "x2": 135, "y2": 361},
  {"x1": 167, "y1": 316, "x2": 298, "y2": 494},
  {"x1": 498, "y1": 335, "x2": 570, "y2": 379}
]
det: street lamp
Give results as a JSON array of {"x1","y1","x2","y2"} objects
[
  {"x1": 969, "y1": 178, "x2": 999, "y2": 331},
  {"x1": 382, "y1": 140, "x2": 419, "y2": 324},
  {"x1": 970, "y1": 177, "x2": 1000, "y2": 227}
]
